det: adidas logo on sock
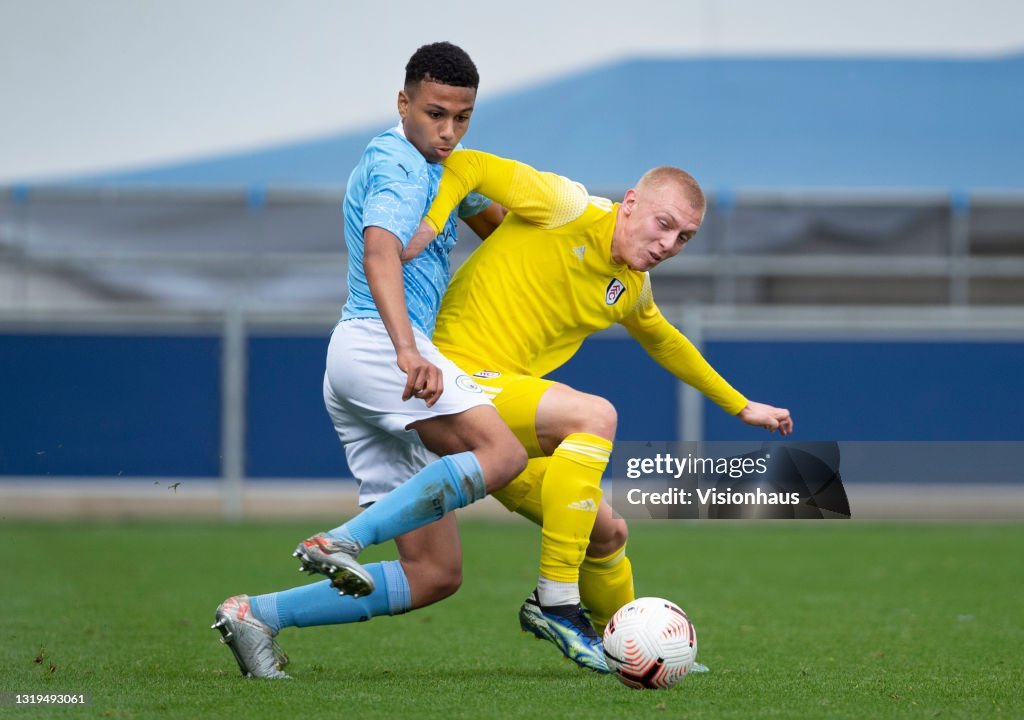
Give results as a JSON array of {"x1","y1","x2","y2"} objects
[{"x1": 567, "y1": 498, "x2": 598, "y2": 512}]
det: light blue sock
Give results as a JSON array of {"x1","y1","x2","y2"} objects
[
  {"x1": 251, "y1": 560, "x2": 411, "y2": 632},
  {"x1": 328, "y1": 451, "x2": 485, "y2": 550}
]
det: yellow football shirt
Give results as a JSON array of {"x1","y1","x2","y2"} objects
[{"x1": 428, "y1": 151, "x2": 748, "y2": 415}]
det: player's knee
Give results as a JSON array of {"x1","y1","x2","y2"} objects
[
  {"x1": 480, "y1": 436, "x2": 528, "y2": 491},
  {"x1": 408, "y1": 564, "x2": 463, "y2": 607},
  {"x1": 578, "y1": 395, "x2": 617, "y2": 440},
  {"x1": 426, "y1": 566, "x2": 463, "y2": 602},
  {"x1": 587, "y1": 517, "x2": 628, "y2": 558},
  {"x1": 505, "y1": 441, "x2": 529, "y2": 479}
]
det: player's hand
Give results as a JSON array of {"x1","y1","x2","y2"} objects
[
  {"x1": 397, "y1": 347, "x2": 443, "y2": 407},
  {"x1": 400, "y1": 220, "x2": 438, "y2": 263},
  {"x1": 738, "y1": 401, "x2": 793, "y2": 436}
]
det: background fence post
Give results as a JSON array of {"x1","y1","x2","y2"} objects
[
  {"x1": 679, "y1": 304, "x2": 705, "y2": 443},
  {"x1": 949, "y1": 190, "x2": 971, "y2": 306},
  {"x1": 221, "y1": 302, "x2": 247, "y2": 520}
]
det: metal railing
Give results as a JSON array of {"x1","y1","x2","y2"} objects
[{"x1": 3, "y1": 187, "x2": 1024, "y2": 310}]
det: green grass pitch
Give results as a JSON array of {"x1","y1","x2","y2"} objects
[{"x1": 2, "y1": 519, "x2": 1021, "y2": 719}]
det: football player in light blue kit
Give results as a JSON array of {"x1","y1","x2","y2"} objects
[{"x1": 212, "y1": 42, "x2": 527, "y2": 679}]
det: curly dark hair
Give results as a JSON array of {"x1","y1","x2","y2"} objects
[{"x1": 405, "y1": 42, "x2": 479, "y2": 91}]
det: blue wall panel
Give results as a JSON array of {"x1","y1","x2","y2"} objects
[
  {"x1": 703, "y1": 340, "x2": 1024, "y2": 441},
  {"x1": 246, "y1": 335, "x2": 348, "y2": 478},
  {"x1": 4, "y1": 334, "x2": 1021, "y2": 478},
  {"x1": 0, "y1": 334, "x2": 221, "y2": 476}
]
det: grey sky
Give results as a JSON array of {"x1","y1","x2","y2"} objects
[{"x1": 2, "y1": 0, "x2": 1022, "y2": 182}]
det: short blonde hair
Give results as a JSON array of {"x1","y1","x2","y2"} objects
[{"x1": 636, "y1": 167, "x2": 705, "y2": 214}]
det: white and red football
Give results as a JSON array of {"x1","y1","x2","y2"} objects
[{"x1": 603, "y1": 597, "x2": 698, "y2": 689}]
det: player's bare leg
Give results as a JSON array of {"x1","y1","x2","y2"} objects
[
  {"x1": 298, "y1": 406, "x2": 525, "y2": 595},
  {"x1": 393, "y1": 512, "x2": 464, "y2": 609},
  {"x1": 219, "y1": 514, "x2": 463, "y2": 679},
  {"x1": 410, "y1": 404, "x2": 528, "y2": 492}
]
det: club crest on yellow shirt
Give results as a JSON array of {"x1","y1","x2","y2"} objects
[{"x1": 605, "y1": 278, "x2": 626, "y2": 305}]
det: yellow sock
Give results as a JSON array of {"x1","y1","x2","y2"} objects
[
  {"x1": 580, "y1": 545, "x2": 635, "y2": 635},
  {"x1": 538, "y1": 433, "x2": 612, "y2": 584}
]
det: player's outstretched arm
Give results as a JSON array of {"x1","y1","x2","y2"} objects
[
  {"x1": 401, "y1": 151, "x2": 585, "y2": 261},
  {"x1": 423, "y1": 150, "x2": 589, "y2": 234},
  {"x1": 624, "y1": 303, "x2": 793, "y2": 435},
  {"x1": 621, "y1": 281, "x2": 747, "y2": 415},
  {"x1": 402, "y1": 201, "x2": 508, "y2": 261},
  {"x1": 738, "y1": 401, "x2": 794, "y2": 436},
  {"x1": 623, "y1": 279, "x2": 793, "y2": 436}
]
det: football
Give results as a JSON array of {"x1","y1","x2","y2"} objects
[{"x1": 602, "y1": 597, "x2": 698, "y2": 689}]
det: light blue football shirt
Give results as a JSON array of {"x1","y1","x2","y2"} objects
[{"x1": 341, "y1": 125, "x2": 490, "y2": 337}]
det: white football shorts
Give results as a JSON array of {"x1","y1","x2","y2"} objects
[{"x1": 323, "y1": 318, "x2": 492, "y2": 505}]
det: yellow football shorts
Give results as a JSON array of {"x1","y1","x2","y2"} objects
[{"x1": 455, "y1": 364, "x2": 555, "y2": 513}]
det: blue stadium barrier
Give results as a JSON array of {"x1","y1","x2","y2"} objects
[
  {"x1": 2, "y1": 334, "x2": 1021, "y2": 478},
  {"x1": 0, "y1": 334, "x2": 220, "y2": 476}
]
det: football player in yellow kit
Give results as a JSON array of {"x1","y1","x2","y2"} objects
[{"x1": 404, "y1": 150, "x2": 793, "y2": 672}]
